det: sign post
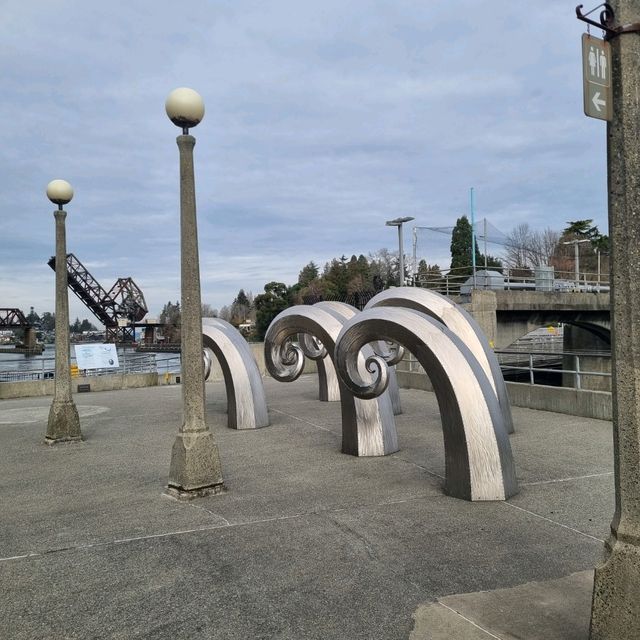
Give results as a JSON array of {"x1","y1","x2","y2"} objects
[{"x1": 582, "y1": 33, "x2": 612, "y2": 121}]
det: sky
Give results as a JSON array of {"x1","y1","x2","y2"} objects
[{"x1": 0, "y1": 1, "x2": 608, "y2": 322}]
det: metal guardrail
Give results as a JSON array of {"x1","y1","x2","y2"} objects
[
  {"x1": 414, "y1": 265, "x2": 610, "y2": 296},
  {"x1": 401, "y1": 349, "x2": 611, "y2": 391},
  {"x1": 0, "y1": 352, "x2": 182, "y2": 383}
]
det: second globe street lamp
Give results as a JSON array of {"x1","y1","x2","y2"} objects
[
  {"x1": 46, "y1": 179, "x2": 82, "y2": 444},
  {"x1": 165, "y1": 88, "x2": 224, "y2": 498}
]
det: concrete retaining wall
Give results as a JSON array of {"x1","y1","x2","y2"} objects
[
  {"x1": 395, "y1": 370, "x2": 611, "y2": 421},
  {"x1": 0, "y1": 343, "x2": 319, "y2": 399},
  {"x1": 0, "y1": 372, "x2": 159, "y2": 400}
]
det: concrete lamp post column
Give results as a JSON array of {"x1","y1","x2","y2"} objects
[
  {"x1": 590, "y1": 1, "x2": 640, "y2": 637},
  {"x1": 165, "y1": 87, "x2": 224, "y2": 499},
  {"x1": 46, "y1": 179, "x2": 81, "y2": 444}
]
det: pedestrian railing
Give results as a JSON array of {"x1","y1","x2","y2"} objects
[
  {"x1": 400, "y1": 349, "x2": 611, "y2": 391},
  {"x1": 0, "y1": 352, "x2": 183, "y2": 383}
]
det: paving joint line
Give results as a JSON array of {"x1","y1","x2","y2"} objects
[
  {"x1": 390, "y1": 455, "x2": 445, "y2": 480},
  {"x1": 502, "y1": 502, "x2": 604, "y2": 543},
  {"x1": 437, "y1": 602, "x2": 504, "y2": 639},
  {"x1": 270, "y1": 408, "x2": 337, "y2": 434},
  {"x1": 0, "y1": 493, "x2": 434, "y2": 564},
  {"x1": 520, "y1": 472, "x2": 613, "y2": 486}
]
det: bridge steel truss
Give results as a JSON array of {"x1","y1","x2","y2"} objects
[
  {"x1": 0, "y1": 308, "x2": 29, "y2": 328},
  {"x1": 48, "y1": 253, "x2": 148, "y2": 343}
]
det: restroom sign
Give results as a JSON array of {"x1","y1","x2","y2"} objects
[{"x1": 582, "y1": 34, "x2": 612, "y2": 121}]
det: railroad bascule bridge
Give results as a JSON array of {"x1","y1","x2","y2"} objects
[
  {"x1": 48, "y1": 254, "x2": 148, "y2": 343},
  {"x1": 0, "y1": 308, "x2": 39, "y2": 351}
]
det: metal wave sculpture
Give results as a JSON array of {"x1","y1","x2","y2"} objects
[
  {"x1": 365, "y1": 287, "x2": 514, "y2": 435},
  {"x1": 298, "y1": 331, "x2": 340, "y2": 402},
  {"x1": 265, "y1": 305, "x2": 398, "y2": 456},
  {"x1": 202, "y1": 317, "x2": 269, "y2": 430},
  {"x1": 312, "y1": 301, "x2": 402, "y2": 415},
  {"x1": 334, "y1": 307, "x2": 518, "y2": 501}
]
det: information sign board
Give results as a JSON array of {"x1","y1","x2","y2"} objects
[{"x1": 74, "y1": 343, "x2": 119, "y2": 370}]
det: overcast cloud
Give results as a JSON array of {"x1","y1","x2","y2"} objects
[{"x1": 0, "y1": 1, "x2": 607, "y2": 321}]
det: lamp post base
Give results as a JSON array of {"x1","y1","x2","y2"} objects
[
  {"x1": 590, "y1": 537, "x2": 640, "y2": 639},
  {"x1": 167, "y1": 431, "x2": 224, "y2": 498},
  {"x1": 46, "y1": 399, "x2": 81, "y2": 443}
]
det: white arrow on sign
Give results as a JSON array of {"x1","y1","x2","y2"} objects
[{"x1": 592, "y1": 92, "x2": 606, "y2": 112}]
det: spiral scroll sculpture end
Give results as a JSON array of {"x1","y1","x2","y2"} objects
[
  {"x1": 265, "y1": 334, "x2": 305, "y2": 382},
  {"x1": 298, "y1": 333, "x2": 328, "y2": 360},
  {"x1": 369, "y1": 340, "x2": 405, "y2": 366},
  {"x1": 335, "y1": 331, "x2": 390, "y2": 400}
]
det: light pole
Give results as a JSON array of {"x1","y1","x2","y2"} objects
[
  {"x1": 165, "y1": 87, "x2": 224, "y2": 498},
  {"x1": 386, "y1": 216, "x2": 414, "y2": 286},
  {"x1": 562, "y1": 238, "x2": 590, "y2": 289},
  {"x1": 590, "y1": 2, "x2": 640, "y2": 635},
  {"x1": 46, "y1": 179, "x2": 81, "y2": 444}
]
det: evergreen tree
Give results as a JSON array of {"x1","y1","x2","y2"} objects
[
  {"x1": 79, "y1": 319, "x2": 97, "y2": 332},
  {"x1": 416, "y1": 260, "x2": 443, "y2": 288},
  {"x1": 450, "y1": 215, "x2": 502, "y2": 275},
  {"x1": 254, "y1": 282, "x2": 291, "y2": 340},
  {"x1": 298, "y1": 262, "x2": 319, "y2": 287},
  {"x1": 450, "y1": 215, "x2": 475, "y2": 274},
  {"x1": 231, "y1": 289, "x2": 251, "y2": 325},
  {"x1": 26, "y1": 306, "x2": 40, "y2": 326},
  {"x1": 159, "y1": 301, "x2": 181, "y2": 342},
  {"x1": 322, "y1": 256, "x2": 350, "y2": 299},
  {"x1": 40, "y1": 312, "x2": 55, "y2": 332}
]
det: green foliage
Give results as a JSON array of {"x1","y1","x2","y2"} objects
[
  {"x1": 416, "y1": 260, "x2": 442, "y2": 288},
  {"x1": 551, "y1": 219, "x2": 609, "y2": 278},
  {"x1": 40, "y1": 312, "x2": 55, "y2": 332},
  {"x1": 230, "y1": 289, "x2": 251, "y2": 325},
  {"x1": 26, "y1": 307, "x2": 40, "y2": 326},
  {"x1": 254, "y1": 282, "x2": 292, "y2": 340},
  {"x1": 563, "y1": 219, "x2": 599, "y2": 239},
  {"x1": 450, "y1": 215, "x2": 503, "y2": 274},
  {"x1": 450, "y1": 215, "x2": 474, "y2": 274},
  {"x1": 159, "y1": 301, "x2": 181, "y2": 343},
  {"x1": 298, "y1": 262, "x2": 319, "y2": 287}
]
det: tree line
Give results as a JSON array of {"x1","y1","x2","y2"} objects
[{"x1": 157, "y1": 216, "x2": 609, "y2": 342}]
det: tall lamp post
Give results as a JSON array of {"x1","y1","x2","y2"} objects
[
  {"x1": 46, "y1": 180, "x2": 81, "y2": 444},
  {"x1": 165, "y1": 87, "x2": 224, "y2": 498},
  {"x1": 562, "y1": 238, "x2": 591, "y2": 289},
  {"x1": 386, "y1": 216, "x2": 415, "y2": 286}
]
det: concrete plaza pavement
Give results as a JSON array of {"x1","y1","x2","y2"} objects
[{"x1": 0, "y1": 375, "x2": 614, "y2": 639}]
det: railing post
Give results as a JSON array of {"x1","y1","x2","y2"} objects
[
  {"x1": 575, "y1": 355, "x2": 581, "y2": 390},
  {"x1": 529, "y1": 353, "x2": 534, "y2": 385}
]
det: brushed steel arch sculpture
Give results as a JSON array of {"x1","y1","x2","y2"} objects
[
  {"x1": 202, "y1": 317, "x2": 269, "y2": 430},
  {"x1": 298, "y1": 331, "x2": 340, "y2": 402},
  {"x1": 365, "y1": 287, "x2": 514, "y2": 435},
  {"x1": 313, "y1": 301, "x2": 402, "y2": 415},
  {"x1": 265, "y1": 305, "x2": 398, "y2": 456},
  {"x1": 334, "y1": 307, "x2": 518, "y2": 501}
]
